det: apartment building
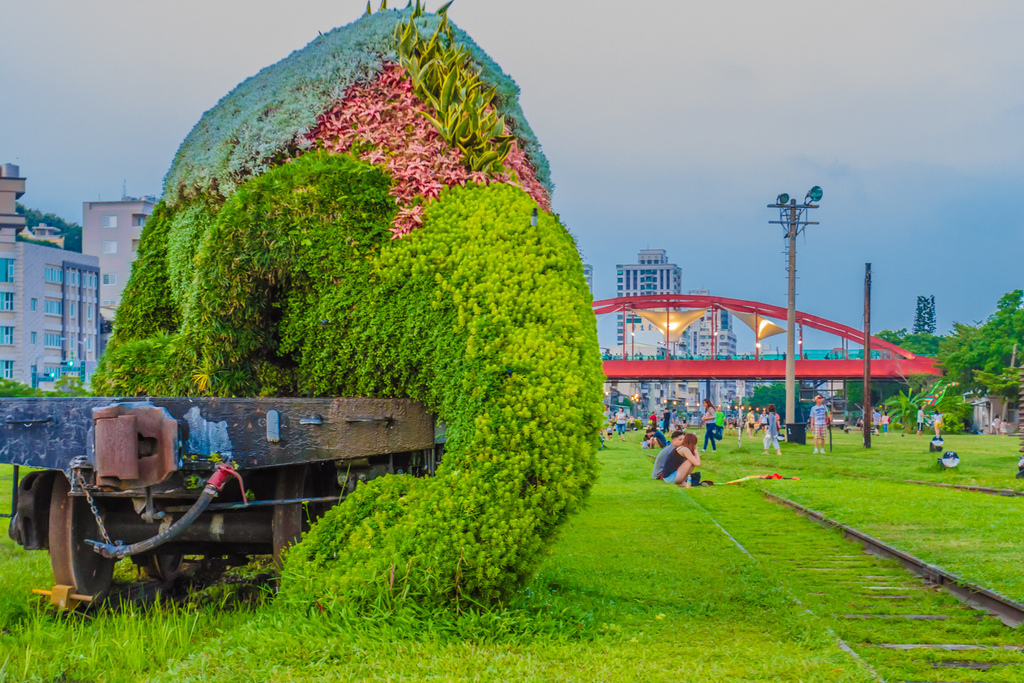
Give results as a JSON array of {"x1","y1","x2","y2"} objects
[
  {"x1": 83, "y1": 196, "x2": 156, "y2": 307},
  {"x1": 684, "y1": 289, "x2": 738, "y2": 358},
  {"x1": 0, "y1": 164, "x2": 101, "y2": 386},
  {"x1": 614, "y1": 249, "x2": 682, "y2": 345},
  {"x1": 583, "y1": 263, "x2": 593, "y2": 294}
]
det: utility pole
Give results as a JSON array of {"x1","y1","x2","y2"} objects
[
  {"x1": 863, "y1": 263, "x2": 872, "y2": 448},
  {"x1": 768, "y1": 187, "x2": 821, "y2": 434}
]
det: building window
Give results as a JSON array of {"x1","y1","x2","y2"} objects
[
  {"x1": 31, "y1": 331, "x2": 36, "y2": 345},
  {"x1": 87, "y1": 337, "x2": 93, "y2": 351},
  {"x1": 45, "y1": 333, "x2": 62, "y2": 348},
  {"x1": 0, "y1": 327, "x2": 11, "y2": 345},
  {"x1": 102, "y1": 273, "x2": 117, "y2": 286},
  {"x1": 131, "y1": 239, "x2": 140, "y2": 254},
  {"x1": 0, "y1": 292, "x2": 12, "y2": 311},
  {"x1": 87, "y1": 306, "x2": 93, "y2": 321},
  {"x1": 102, "y1": 215, "x2": 118, "y2": 228},
  {"x1": 44, "y1": 266, "x2": 63, "y2": 283},
  {"x1": 102, "y1": 241, "x2": 118, "y2": 254},
  {"x1": 133, "y1": 215, "x2": 146, "y2": 227},
  {"x1": 30, "y1": 298, "x2": 36, "y2": 312},
  {"x1": 44, "y1": 300, "x2": 62, "y2": 315},
  {"x1": 102, "y1": 299, "x2": 115, "y2": 306},
  {"x1": 0, "y1": 361, "x2": 12, "y2": 379},
  {"x1": 0, "y1": 258, "x2": 13, "y2": 283},
  {"x1": 70, "y1": 304, "x2": 76, "y2": 318}
]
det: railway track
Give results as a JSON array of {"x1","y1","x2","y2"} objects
[
  {"x1": 903, "y1": 479, "x2": 1024, "y2": 498},
  {"x1": 691, "y1": 486, "x2": 1024, "y2": 683}
]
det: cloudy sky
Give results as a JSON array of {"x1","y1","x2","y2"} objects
[{"x1": 3, "y1": 0, "x2": 1022, "y2": 350}]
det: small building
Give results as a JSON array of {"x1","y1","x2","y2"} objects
[
  {"x1": 21, "y1": 223, "x2": 65, "y2": 248},
  {"x1": 971, "y1": 396, "x2": 1018, "y2": 434}
]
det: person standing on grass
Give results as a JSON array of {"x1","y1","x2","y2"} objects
[
  {"x1": 872, "y1": 408, "x2": 881, "y2": 435},
  {"x1": 701, "y1": 398, "x2": 718, "y2": 452},
  {"x1": 615, "y1": 408, "x2": 627, "y2": 442},
  {"x1": 659, "y1": 431, "x2": 701, "y2": 487},
  {"x1": 808, "y1": 395, "x2": 830, "y2": 454},
  {"x1": 762, "y1": 404, "x2": 782, "y2": 455},
  {"x1": 881, "y1": 412, "x2": 889, "y2": 435},
  {"x1": 933, "y1": 412, "x2": 943, "y2": 438},
  {"x1": 917, "y1": 407, "x2": 925, "y2": 437},
  {"x1": 746, "y1": 408, "x2": 756, "y2": 438},
  {"x1": 759, "y1": 408, "x2": 768, "y2": 434}
]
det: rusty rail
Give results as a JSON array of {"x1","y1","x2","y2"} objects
[
  {"x1": 903, "y1": 479, "x2": 1024, "y2": 498},
  {"x1": 764, "y1": 491, "x2": 1024, "y2": 628}
]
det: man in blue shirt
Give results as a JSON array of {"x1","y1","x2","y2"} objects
[{"x1": 808, "y1": 395, "x2": 830, "y2": 454}]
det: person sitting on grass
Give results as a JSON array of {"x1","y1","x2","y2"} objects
[
  {"x1": 657, "y1": 431, "x2": 701, "y2": 487},
  {"x1": 644, "y1": 426, "x2": 667, "y2": 450}
]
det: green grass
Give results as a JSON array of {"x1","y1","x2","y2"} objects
[
  {"x1": 692, "y1": 484, "x2": 1024, "y2": 682},
  {"x1": 706, "y1": 428, "x2": 1023, "y2": 490},
  {"x1": 0, "y1": 438, "x2": 877, "y2": 682}
]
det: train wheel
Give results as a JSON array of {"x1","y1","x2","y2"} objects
[
  {"x1": 48, "y1": 474, "x2": 115, "y2": 602},
  {"x1": 142, "y1": 553, "x2": 185, "y2": 582}
]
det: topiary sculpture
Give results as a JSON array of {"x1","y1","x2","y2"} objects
[{"x1": 93, "y1": 2, "x2": 603, "y2": 606}]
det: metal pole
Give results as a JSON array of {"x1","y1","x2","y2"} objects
[
  {"x1": 785, "y1": 200, "x2": 798, "y2": 426},
  {"x1": 755, "y1": 312, "x2": 760, "y2": 362},
  {"x1": 863, "y1": 263, "x2": 872, "y2": 449},
  {"x1": 621, "y1": 306, "x2": 626, "y2": 361}
]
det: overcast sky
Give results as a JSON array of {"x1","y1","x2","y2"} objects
[{"x1": 3, "y1": 0, "x2": 1022, "y2": 350}]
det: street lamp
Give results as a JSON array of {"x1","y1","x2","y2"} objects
[{"x1": 768, "y1": 187, "x2": 822, "y2": 430}]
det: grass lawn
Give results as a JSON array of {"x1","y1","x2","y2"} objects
[
  {"x1": 683, "y1": 426, "x2": 1024, "y2": 607},
  {"x1": 0, "y1": 436, "x2": 877, "y2": 682}
]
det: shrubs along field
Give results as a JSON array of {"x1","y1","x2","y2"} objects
[{"x1": 0, "y1": 438, "x2": 883, "y2": 682}]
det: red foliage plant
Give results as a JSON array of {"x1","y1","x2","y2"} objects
[{"x1": 305, "y1": 63, "x2": 550, "y2": 238}]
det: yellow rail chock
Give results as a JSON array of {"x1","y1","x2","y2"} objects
[{"x1": 32, "y1": 585, "x2": 94, "y2": 610}]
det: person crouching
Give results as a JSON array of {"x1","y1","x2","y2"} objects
[{"x1": 656, "y1": 431, "x2": 701, "y2": 487}]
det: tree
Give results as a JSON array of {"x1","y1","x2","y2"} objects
[
  {"x1": 940, "y1": 290, "x2": 1024, "y2": 392},
  {"x1": 15, "y1": 203, "x2": 82, "y2": 252},
  {"x1": 883, "y1": 388, "x2": 926, "y2": 434},
  {"x1": 913, "y1": 295, "x2": 937, "y2": 334},
  {"x1": 747, "y1": 382, "x2": 795, "y2": 421},
  {"x1": 877, "y1": 328, "x2": 941, "y2": 356}
]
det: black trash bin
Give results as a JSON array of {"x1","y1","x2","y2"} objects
[{"x1": 785, "y1": 423, "x2": 807, "y2": 445}]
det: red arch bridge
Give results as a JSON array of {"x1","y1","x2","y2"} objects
[{"x1": 592, "y1": 294, "x2": 940, "y2": 381}]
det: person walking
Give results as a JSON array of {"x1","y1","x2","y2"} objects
[
  {"x1": 701, "y1": 398, "x2": 718, "y2": 452},
  {"x1": 715, "y1": 404, "x2": 725, "y2": 441},
  {"x1": 663, "y1": 407, "x2": 671, "y2": 433},
  {"x1": 762, "y1": 404, "x2": 782, "y2": 455},
  {"x1": 808, "y1": 395, "x2": 830, "y2": 454},
  {"x1": 872, "y1": 409, "x2": 881, "y2": 435},
  {"x1": 916, "y1": 407, "x2": 925, "y2": 437},
  {"x1": 746, "y1": 408, "x2": 756, "y2": 438},
  {"x1": 881, "y1": 412, "x2": 890, "y2": 435},
  {"x1": 615, "y1": 408, "x2": 627, "y2": 442}
]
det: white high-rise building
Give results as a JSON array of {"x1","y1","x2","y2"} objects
[
  {"x1": 685, "y1": 289, "x2": 738, "y2": 358},
  {"x1": 615, "y1": 249, "x2": 682, "y2": 345},
  {"x1": 583, "y1": 264, "x2": 593, "y2": 294}
]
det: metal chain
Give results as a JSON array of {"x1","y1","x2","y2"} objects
[{"x1": 76, "y1": 470, "x2": 113, "y2": 545}]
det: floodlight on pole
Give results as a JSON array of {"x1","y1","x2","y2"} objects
[{"x1": 767, "y1": 187, "x2": 822, "y2": 435}]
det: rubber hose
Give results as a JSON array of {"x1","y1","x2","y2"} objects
[{"x1": 86, "y1": 483, "x2": 219, "y2": 559}]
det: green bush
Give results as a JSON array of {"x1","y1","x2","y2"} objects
[{"x1": 96, "y1": 153, "x2": 603, "y2": 605}]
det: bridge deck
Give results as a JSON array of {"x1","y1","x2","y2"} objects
[{"x1": 603, "y1": 357, "x2": 939, "y2": 381}]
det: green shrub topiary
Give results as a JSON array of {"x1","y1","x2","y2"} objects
[{"x1": 95, "y1": 6, "x2": 602, "y2": 607}]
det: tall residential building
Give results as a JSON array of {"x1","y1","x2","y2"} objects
[
  {"x1": 0, "y1": 164, "x2": 26, "y2": 232},
  {"x1": 83, "y1": 196, "x2": 156, "y2": 307},
  {"x1": 0, "y1": 166, "x2": 101, "y2": 387},
  {"x1": 583, "y1": 264, "x2": 593, "y2": 294},
  {"x1": 615, "y1": 249, "x2": 682, "y2": 345}
]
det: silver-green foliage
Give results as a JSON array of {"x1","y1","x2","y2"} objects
[{"x1": 163, "y1": 8, "x2": 551, "y2": 206}]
